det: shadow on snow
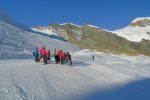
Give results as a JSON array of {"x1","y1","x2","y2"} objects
[
  {"x1": 72, "y1": 60, "x2": 91, "y2": 67},
  {"x1": 80, "y1": 78, "x2": 150, "y2": 100}
]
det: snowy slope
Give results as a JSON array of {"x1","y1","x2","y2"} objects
[
  {"x1": 0, "y1": 11, "x2": 80, "y2": 59},
  {"x1": 112, "y1": 17, "x2": 150, "y2": 42},
  {"x1": 0, "y1": 50, "x2": 150, "y2": 100}
]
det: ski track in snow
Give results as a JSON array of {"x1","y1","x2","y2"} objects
[
  {"x1": 40, "y1": 68, "x2": 64, "y2": 100},
  {"x1": 0, "y1": 51, "x2": 150, "y2": 100},
  {"x1": 17, "y1": 34, "x2": 29, "y2": 47},
  {"x1": 0, "y1": 25, "x2": 8, "y2": 42}
]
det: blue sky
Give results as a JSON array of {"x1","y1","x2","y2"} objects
[{"x1": 0, "y1": 0, "x2": 150, "y2": 30}]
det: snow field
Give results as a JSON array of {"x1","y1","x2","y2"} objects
[{"x1": 0, "y1": 50, "x2": 150, "y2": 100}]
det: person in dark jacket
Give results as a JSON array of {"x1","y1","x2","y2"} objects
[
  {"x1": 66, "y1": 52, "x2": 72, "y2": 66},
  {"x1": 39, "y1": 47, "x2": 43, "y2": 62},
  {"x1": 32, "y1": 52, "x2": 36, "y2": 61},
  {"x1": 34, "y1": 48, "x2": 39, "y2": 62},
  {"x1": 54, "y1": 48, "x2": 59, "y2": 64},
  {"x1": 92, "y1": 56, "x2": 95, "y2": 61},
  {"x1": 64, "y1": 53, "x2": 67, "y2": 63}
]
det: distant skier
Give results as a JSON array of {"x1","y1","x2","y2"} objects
[
  {"x1": 92, "y1": 56, "x2": 95, "y2": 61},
  {"x1": 66, "y1": 52, "x2": 72, "y2": 66},
  {"x1": 34, "y1": 48, "x2": 39, "y2": 62}
]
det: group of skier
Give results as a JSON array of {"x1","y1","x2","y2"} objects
[{"x1": 32, "y1": 46, "x2": 72, "y2": 66}]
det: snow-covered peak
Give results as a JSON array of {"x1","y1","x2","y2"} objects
[
  {"x1": 111, "y1": 17, "x2": 150, "y2": 42},
  {"x1": 60, "y1": 23, "x2": 81, "y2": 27},
  {"x1": 60, "y1": 23, "x2": 101, "y2": 29},
  {"x1": 130, "y1": 17, "x2": 150, "y2": 27},
  {"x1": 87, "y1": 25, "x2": 100, "y2": 29},
  {"x1": 112, "y1": 26, "x2": 150, "y2": 42},
  {"x1": 132, "y1": 17, "x2": 150, "y2": 23}
]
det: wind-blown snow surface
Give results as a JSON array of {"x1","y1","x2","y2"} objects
[{"x1": 0, "y1": 50, "x2": 150, "y2": 100}]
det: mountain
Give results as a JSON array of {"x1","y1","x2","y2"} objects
[
  {"x1": 113, "y1": 17, "x2": 150, "y2": 42},
  {"x1": 0, "y1": 11, "x2": 79, "y2": 59},
  {"x1": 33, "y1": 19, "x2": 150, "y2": 56}
]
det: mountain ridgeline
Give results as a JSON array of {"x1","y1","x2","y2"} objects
[{"x1": 34, "y1": 20, "x2": 150, "y2": 56}]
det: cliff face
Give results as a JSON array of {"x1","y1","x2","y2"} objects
[
  {"x1": 80, "y1": 25, "x2": 139, "y2": 55},
  {"x1": 51, "y1": 24, "x2": 82, "y2": 45}
]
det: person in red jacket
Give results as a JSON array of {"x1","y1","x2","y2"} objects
[
  {"x1": 39, "y1": 46, "x2": 47, "y2": 64},
  {"x1": 58, "y1": 50, "x2": 64, "y2": 64},
  {"x1": 47, "y1": 49, "x2": 51, "y2": 62}
]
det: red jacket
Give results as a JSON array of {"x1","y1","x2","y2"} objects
[
  {"x1": 40, "y1": 47, "x2": 46, "y2": 56},
  {"x1": 62, "y1": 53, "x2": 64, "y2": 58},
  {"x1": 40, "y1": 49, "x2": 42, "y2": 54},
  {"x1": 47, "y1": 50, "x2": 50, "y2": 56},
  {"x1": 58, "y1": 50, "x2": 63, "y2": 58}
]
